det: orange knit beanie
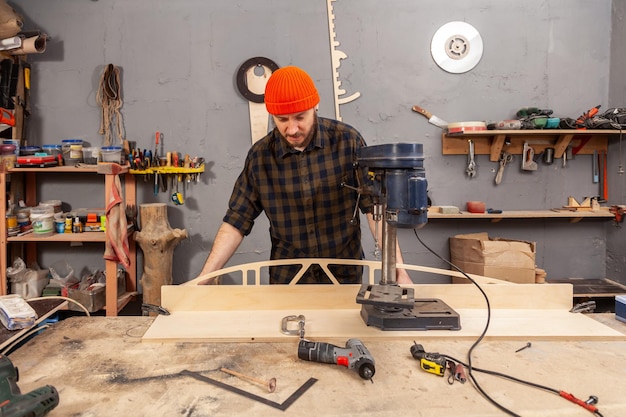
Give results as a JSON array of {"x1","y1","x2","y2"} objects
[{"x1": 264, "y1": 66, "x2": 320, "y2": 115}]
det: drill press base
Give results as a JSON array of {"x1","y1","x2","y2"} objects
[{"x1": 360, "y1": 299, "x2": 461, "y2": 331}]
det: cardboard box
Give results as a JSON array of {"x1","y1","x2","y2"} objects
[{"x1": 450, "y1": 232, "x2": 536, "y2": 284}]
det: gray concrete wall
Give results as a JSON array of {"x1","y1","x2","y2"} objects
[
  {"x1": 607, "y1": 0, "x2": 626, "y2": 282},
  {"x1": 11, "y1": 0, "x2": 624, "y2": 285}
]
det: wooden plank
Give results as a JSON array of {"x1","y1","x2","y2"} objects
[
  {"x1": 442, "y1": 130, "x2": 610, "y2": 156},
  {"x1": 142, "y1": 308, "x2": 624, "y2": 343},
  {"x1": 139, "y1": 282, "x2": 624, "y2": 343},
  {"x1": 145, "y1": 262, "x2": 622, "y2": 343},
  {"x1": 162, "y1": 283, "x2": 573, "y2": 311},
  {"x1": 427, "y1": 209, "x2": 614, "y2": 219}
]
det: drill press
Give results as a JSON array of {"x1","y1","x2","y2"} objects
[{"x1": 354, "y1": 143, "x2": 460, "y2": 331}]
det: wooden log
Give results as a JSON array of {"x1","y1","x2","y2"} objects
[{"x1": 134, "y1": 203, "x2": 187, "y2": 309}]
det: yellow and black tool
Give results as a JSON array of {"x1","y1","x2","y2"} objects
[{"x1": 410, "y1": 342, "x2": 447, "y2": 377}]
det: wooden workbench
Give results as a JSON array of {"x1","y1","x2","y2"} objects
[{"x1": 7, "y1": 315, "x2": 626, "y2": 416}]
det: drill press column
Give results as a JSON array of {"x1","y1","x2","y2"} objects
[{"x1": 380, "y1": 217, "x2": 396, "y2": 285}]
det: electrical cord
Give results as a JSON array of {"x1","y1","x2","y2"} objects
[
  {"x1": 1, "y1": 324, "x2": 50, "y2": 356},
  {"x1": 413, "y1": 230, "x2": 515, "y2": 415},
  {"x1": 28, "y1": 296, "x2": 91, "y2": 317},
  {"x1": 413, "y1": 230, "x2": 604, "y2": 417}
]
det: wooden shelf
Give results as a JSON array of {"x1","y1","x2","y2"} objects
[
  {"x1": 8, "y1": 164, "x2": 127, "y2": 174},
  {"x1": 8, "y1": 231, "x2": 106, "y2": 243},
  {"x1": 442, "y1": 129, "x2": 615, "y2": 161},
  {"x1": 0, "y1": 165, "x2": 137, "y2": 316},
  {"x1": 428, "y1": 209, "x2": 615, "y2": 223}
]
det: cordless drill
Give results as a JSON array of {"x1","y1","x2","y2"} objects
[
  {"x1": 0, "y1": 355, "x2": 59, "y2": 417},
  {"x1": 298, "y1": 338, "x2": 375, "y2": 381}
]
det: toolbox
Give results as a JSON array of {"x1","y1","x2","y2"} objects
[
  {"x1": 616, "y1": 295, "x2": 626, "y2": 323},
  {"x1": 16, "y1": 155, "x2": 58, "y2": 167}
]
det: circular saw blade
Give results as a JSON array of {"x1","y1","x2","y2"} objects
[{"x1": 431, "y1": 21, "x2": 483, "y2": 74}]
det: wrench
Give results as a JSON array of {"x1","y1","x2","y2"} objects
[
  {"x1": 466, "y1": 140, "x2": 476, "y2": 177},
  {"x1": 495, "y1": 152, "x2": 512, "y2": 185}
]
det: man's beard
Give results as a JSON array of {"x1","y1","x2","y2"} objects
[{"x1": 283, "y1": 113, "x2": 317, "y2": 149}]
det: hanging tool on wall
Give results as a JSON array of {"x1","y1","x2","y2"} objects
[
  {"x1": 599, "y1": 150, "x2": 608, "y2": 202},
  {"x1": 235, "y1": 57, "x2": 280, "y2": 144},
  {"x1": 619, "y1": 130, "x2": 625, "y2": 175},
  {"x1": 411, "y1": 105, "x2": 448, "y2": 129},
  {"x1": 326, "y1": 0, "x2": 360, "y2": 121},
  {"x1": 522, "y1": 142, "x2": 537, "y2": 171},
  {"x1": 153, "y1": 132, "x2": 161, "y2": 166},
  {"x1": 96, "y1": 63, "x2": 125, "y2": 146},
  {"x1": 466, "y1": 139, "x2": 476, "y2": 177},
  {"x1": 494, "y1": 152, "x2": 512, "y2": 185}
]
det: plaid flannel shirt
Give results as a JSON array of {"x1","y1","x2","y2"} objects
[{"x1": 223, "y1": 116, "x2": 373, "y2": 284}]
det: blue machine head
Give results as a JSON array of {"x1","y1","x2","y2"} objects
[{"x1": 357, "y1": 143, "x2": 428, "y2": 229}]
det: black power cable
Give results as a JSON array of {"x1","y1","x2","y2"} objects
[{"x1": 413, "y1": 230, "x2": 604, "y2": 417}]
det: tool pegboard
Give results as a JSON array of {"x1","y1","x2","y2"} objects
[{"x1": 441, "y1": 129, "x2": 611, "y2": 162}]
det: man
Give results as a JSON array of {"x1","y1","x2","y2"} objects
[{"x1": 198, "y1": 66, "x2": 411, "y2": 284}]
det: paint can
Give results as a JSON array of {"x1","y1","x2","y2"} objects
[
  {"x1": 15, "y1": 208, "x2": 30, "y2": 228},
  {"x1": 54, "y1": 219, "x2": 66, "y2": 233},
  {"x1": 40, "y1": 200, "x2": 62, "y2": 213},
  {"x1": 30, "y1": 205, "x2": 54, "y2": 236}
]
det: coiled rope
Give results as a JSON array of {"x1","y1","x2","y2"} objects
[{"x1": 96, "y1": 63, "x2": 125, "y2": 146}]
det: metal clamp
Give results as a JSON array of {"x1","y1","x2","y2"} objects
[
  {"x1": 570, "y1": 301, "x2": 596, "y2": 314},
  {"x1": 141, "y1": 303, "x2": 170, "y2": 316},
  {"x1": 281, "y1": 315, "x2": 305, "y2": 339}
]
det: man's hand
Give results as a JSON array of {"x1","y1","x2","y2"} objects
[{"x1": 396, "y1": 268, "x2": 413, "y2": 284}]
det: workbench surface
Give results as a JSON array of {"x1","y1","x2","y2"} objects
[{"x1": 6, "y1": 316, "x2": 626, "y2": 416}]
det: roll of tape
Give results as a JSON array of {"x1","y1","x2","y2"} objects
[{"x1": 447, "y1": 121, "x2": 487, "y2": 134}]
